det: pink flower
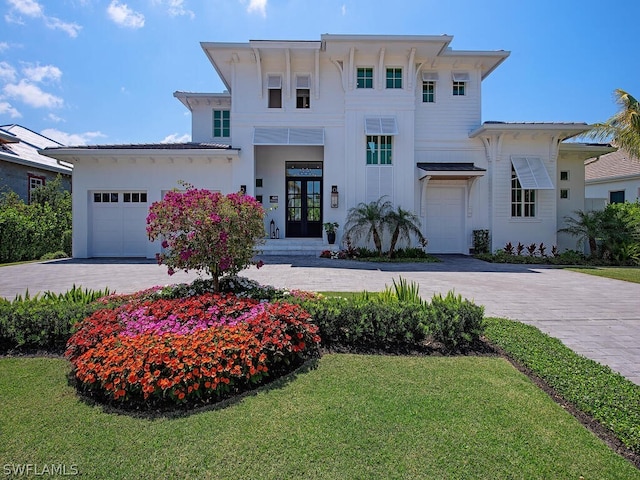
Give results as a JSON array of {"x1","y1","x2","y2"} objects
[{"x1": 167, "y1": 267, "x2": 175, "y2": 276}]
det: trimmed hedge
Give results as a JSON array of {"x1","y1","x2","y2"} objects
[{"x1": 484, "y1": 317, "x2": 640, "y2": 454}]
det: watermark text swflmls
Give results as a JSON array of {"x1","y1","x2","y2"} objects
[{"x1": 3, "y1": 464, "x2": 79, "y2": 476}]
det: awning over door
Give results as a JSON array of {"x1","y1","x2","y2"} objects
[
  {"x1": 510, "y1": 157, "x2": 554, "y2": 189},
  {"x1": 417, "y1": 162, "x2": 486, "y2": 180},
  {"x1": 253, "y1": 127, "x2": 325, "y2": 145}
]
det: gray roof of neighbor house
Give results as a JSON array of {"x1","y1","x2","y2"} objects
[
  {"x1": 585, "y1": 149, "x2": 640, "y2": 182},
  {"x1": 0, "y1": 124, "x2": 72, "y2": 175}
]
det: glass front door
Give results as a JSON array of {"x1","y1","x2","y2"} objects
[{"x1": 285, "y1": 162, "x2": 322, "y2": 238}]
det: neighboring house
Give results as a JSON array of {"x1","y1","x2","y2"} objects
[
  {"x1": 41, "y1": 34, "x2": 611, "y2": 259},
  {"x1": 585, "y1": 149, "x2": 640, "y2": 205},
  {"x1": 0, "y1": 124, "x2": 72, "y2": 203}
]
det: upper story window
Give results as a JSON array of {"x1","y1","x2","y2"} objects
[
  {"x1": 422, "y1": 72, "x2": 438, "y2": 103},
  {"x1": 610, "y1": 190, "x2": 625, "y2": 204},
  {"x1": 366, "y1": 135, "x2": 393, "y2": 165},
  {"x1": 452, "y1": 72, "x2": 469, "y2": 96},
  {"x1": 267, "y1": 75, "x2": 282, "y2": 108},
  {"x1": 213, "y1": 110, "x2": 230, "y2": 137},
  {"x1": 356, "y1": 67, "x2": 373, "y2": 89},
  {"x1": 28, "y1": 174, "x2": 45, "y2": 204},
  {"x1": 386, "y1": 68, "x2": 402, "y2": 89},
  {"x1": 511, "y1": 166, "x2": 535, "y2": 217},
  {"x1": 296, "y1": 75, "x2": 311, "y2": 109}
]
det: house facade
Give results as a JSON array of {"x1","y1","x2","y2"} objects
[
  {"x1": 1, "y1": 124, "x2": 72, "y2": 203},
  {"x1": 585, "y1": 149, "x2": 640, "y2": 205},
  {"x1": 42, "y1": 34, "x2": 610, "y2": 258}
]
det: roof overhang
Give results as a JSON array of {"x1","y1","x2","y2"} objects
[
  {"x1": 0, "y1": 150, "x2": 73, "y2": 174},
  {"x1": 559, "y1": 143, "x2": 616, "y2": 159},
  {"x1": 417, "y1": 162, "x2": 486, "y2": 180},
  {"x1": 173, "y1": 91, "x2": 231, "y2": 111},
  {"x1": 469, "y1": 122, "x2": 591, "y2": 140},
  {"x1": 0, "y1": 130, "x2": 19, "y2": 144},
  {"x1": 253, "y1": 127, "x2": 325, "y2": 145}
]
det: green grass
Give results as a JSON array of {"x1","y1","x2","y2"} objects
[
  {"x1": 1, "y1": 355, "x2": 638, "y2": 479},
  {"x1": 566, "y1": 266, "x2": 640, "y2": 284}
]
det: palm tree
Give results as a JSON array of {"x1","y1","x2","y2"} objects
[
  {"x1": 344, "y1": 197, "x2": 392, "y2": 256},
  {"x1": 386, "y1": 206, "x2": 425, "y2": 258},
  {"x1": 586, "y1": 89, "x2": 640, "y2": 159},
  {"x1": 559, "y1": 209, "x2": 603, "y2": 257}
]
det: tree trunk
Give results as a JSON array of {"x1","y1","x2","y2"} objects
[{"x1": 388, "y1": 228, "x2": 399, "y2": 258}]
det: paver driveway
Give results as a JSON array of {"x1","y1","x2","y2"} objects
[{"x1": 2, "y1": 255, "x2": 639, "y2": 384}]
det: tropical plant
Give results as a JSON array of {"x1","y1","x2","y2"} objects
[
  {"x1": 146, "y1": 187, "x2": 265, "y2": 291},
  {"x1": 386, "y1": 206, "x2": 425, "y2": 258},
  {"x1": 586, "y1": 89, "x2": 640, "y2": 159},
  {"x1": 322, "y1": 222, "x2": 339, "y2": 233},
  {"x1": 559, "y1": 209, "x2": 603, "y2": 257},
  {"x1": 343, "y1": 196, "x2": 392, "y2": 256}
]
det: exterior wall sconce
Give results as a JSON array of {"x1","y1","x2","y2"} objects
[
  {"x1": 331, "y1": 185, "x2": 339, "y2": 208},
  {"x1": 269, "y1": 219, "x2": 276, "y2": 238},
  {"x1": 240, "y1": 185, "x2": 247, "y2": 195}
]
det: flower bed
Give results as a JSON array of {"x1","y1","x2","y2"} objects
[{"x1": 66, "y1": 293, "x2": 321, "y2": 409}]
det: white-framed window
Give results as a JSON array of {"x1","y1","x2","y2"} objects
[
  {"x1": 386, "y1": 67, "x2": 402, "y2": 89},
  {"x1": 28, "y1": 174, "x2": 45, "y2": 204},
  {"x1": 366, "y1": 135, "x2": 393, "y2": 165},
  {"x1": 610, "y1": 190, "x2": 625, "y2": 204},
  {"x1": 452, "y1": 72, "x2": 469, "y2": 96},
  {"x1": 356, "y1": 67, "x2": 373, "y2": 89},
  {"x1": 213, "y1": 110, "x2": 230, "y2": 137},
  {"x1": 267, "y1": 75, "x2": 282, "y2": 108},
  {"x1": 511, "y1": 166, "x2": 535, "y2": 217},
  {"x1": 560, "y1": 189, "x2": 570, "y2": 199},
  {"x1": 123, "y1": 192, "x2": 148, "y2": 203},
  {"x1": 560, "y1": 170, "x2": 570, "y2": 181},
  {"x1": 93, "y1": 192, "x2": 119, "y2": 203},
  {"x1": 296, "y1": 75, "x2": 311, "y2": 109},
  {"x1": 421, "y1": 71, "x2": 438, "y2": 103}
]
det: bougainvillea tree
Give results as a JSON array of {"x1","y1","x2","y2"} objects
[{"x1": 146, "y1": 188, "x2": 265, "y2": 291}]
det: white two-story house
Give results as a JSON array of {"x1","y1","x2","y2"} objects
[{"x1": 42, "y1": 34, "x2": 612, "y2": 258}]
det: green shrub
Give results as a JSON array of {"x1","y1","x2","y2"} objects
[
  {"x1": 473, "y1": 229, "x2": 490, "y2": 254},
  {"x1": 40, "y1": 251, "x2": 69, "y2": 260},
  {"x1": 301, "y1": 297, "x2": 426, "y2": 352},
  {"x1": 484, "y1": 317, "x2": 640, "y2": 453},
  {"x1": 423, "y1": 291, "x2": 484, "y2": 351}
]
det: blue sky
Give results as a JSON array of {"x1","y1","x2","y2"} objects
[{"x1": 1, "y1": 0, "x2": 638, "y2": 145}]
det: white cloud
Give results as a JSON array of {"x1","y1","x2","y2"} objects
[
  {"x1": 0, "y1": 42, "x2": 9, "y2": 52},
  {"x1": 44, "y1": 16, "x2": 82, "y2": 37},
  {"x1": 22, "y1": 64, "x2": 62, "y2": 83},
  {"x1": 152, "y1": 0, "x2": 194, "y2": 18},
  {"x1": 41, "y1": 128, "x2": 106, "y2": 146},
  {"x1": 47, "y1": 113, "x2": 64, "y2": 123},
  {"x1": 107, "y1": 1, "x2": 145, "y2": 29},
  {"x1": 3, "y1": 80, "x2": 64, "y2": 108},
  {"x1": 6, "y1": 0, "x2": 44, "y2": 18},
  {"x1": 341, "y1": 4, "x2": 346, "y2": 15},
  {"x1": 246, "y1": 0, "x2": 267, "y2": 17},
  {"x1": 0, "y1": 101, "x2": 22, "y2": 118},
  {"x1": 5, "y1": 0, "x2": 82, "y2": 38},
  {"x1": 161, "y1": 133, "x2": 190, "y2": 143},
  {"x1": 0, "y1": 62, "x2": 17, "y2": 82}
]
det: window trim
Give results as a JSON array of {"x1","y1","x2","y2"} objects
[
  {"x1": 356, "y1": 67, "x2": 374, "y2": 89},
  {"x1": 366, "y1": 135, "x2": 393, "y2": 165},
  {"x1": 213, "y1": 109, "x2": 230, "y2": 138},
  {"x1": 511, "y1": 166, "x2": 536, "y2": 218},
  {"x1": 267, "y1": 74, "x2": 282, "y2": 108},
  {"x1": 560, "y1": 189, "x2": 570, "y2": 199},
  {"x1": 385, "y1": 67, "x2": 403, "y2": 89},
  {"x1": 28, "y1": 174, "x2": 46, "y2": 204},
  {"x1": 422, "y1": 80, "x2": 435, "y2": 103}
]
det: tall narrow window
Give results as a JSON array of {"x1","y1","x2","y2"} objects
[
  {"x1": 28, "y1": 174, "x2": 45, "y2": 204},
  {"x1": 452, "y1": 72, "x2": 469, "y2": 96},
  {"x1": 267, "y1": 75, "x2": 282, "y2": 108},
  {"x1": 422, "y1": 72, "x2": 438, "y2": 103},
  {"x1": 296, "y1": 75, "x2": 311, "y2": 109},
  {"x1": 356, "y1": 67, "x2": 373, "y2": 88},
  {"x1": 511, "y1": 166, "x2": 535, "y2": 217},
  {"x1": 213, "y1": 110, "x2": 230, "y2": 137},
  {"x1": 366, "y1": 136, "x2": 393, "y2": 165},
  {"x1": 386, "y1": 68, "x2": 402, "y2": 89}
]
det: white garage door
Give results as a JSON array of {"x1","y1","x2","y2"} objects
[
  {"x1": 425, "y1": 186, "x2": 465, "y2": 254},
  {"x1": 90, "y1": 191, "x2": 148, "y2": 257}
]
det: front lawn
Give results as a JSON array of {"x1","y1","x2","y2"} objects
[
  {"x1": 566, "y1": 266, "x2": 640, "y2": 284},
  {"x1": 1, "y1": 354, "x2": 638, "y2": 479}
]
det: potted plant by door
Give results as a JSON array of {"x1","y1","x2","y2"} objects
[{"x1": 323, "y1": 222, "x2": 339, "y2": 245}]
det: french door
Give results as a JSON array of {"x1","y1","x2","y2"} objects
[{"x1": 286, "y1": 178, "x2": 322, "y2": 237}]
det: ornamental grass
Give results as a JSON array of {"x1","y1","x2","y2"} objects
[{"x1": 66, "y1": 293, "x2": 320, "y2": 409}]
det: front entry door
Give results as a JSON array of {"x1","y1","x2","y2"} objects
[{"x1": 286, "y1": 178, "x2": 322, "y2": 237}]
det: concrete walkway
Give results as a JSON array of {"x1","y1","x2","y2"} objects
[{"x1": 2, "y1": 255, "x2": 639, "y2": 384}]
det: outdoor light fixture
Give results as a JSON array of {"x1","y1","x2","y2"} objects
[
  {"x1": 269, "y1": 219, "x2": 276, "y2": 239},
  {"x1": 240, "y1": 185, "x2": 247, "y2": 194},
  {"x1": 331, "y1": 185, "x2": 339, "y2": 208}
]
